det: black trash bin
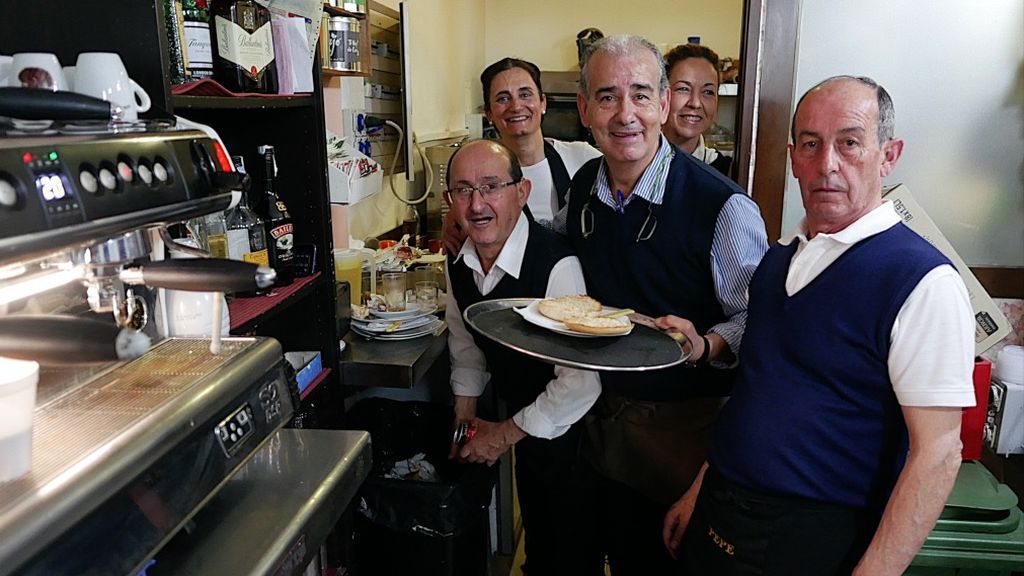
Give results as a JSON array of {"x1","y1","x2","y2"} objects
[{"x1": 344, "y1": 398, "x2": 498, "y2": 576}]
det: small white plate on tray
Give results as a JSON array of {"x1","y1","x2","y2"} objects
[{"x1": 514, "y1": 299, "x2": 633, "y2": 338}]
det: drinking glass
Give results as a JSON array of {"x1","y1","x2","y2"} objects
[
  {"x1": 415, "y1": 280, "x2": 438, "y2": 310},
  {"x1": 382, "y1": 272, "x2": 406, "y2": 311}
]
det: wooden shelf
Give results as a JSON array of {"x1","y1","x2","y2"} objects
[
  {"x1": 321, "y1": 67, "x2": 369, "y2": 78},
  {"x1": 171, "y1": 94, "x2": 314, "y2": 110},
  {"x1": 323, "y1": 4, "x2": 366, "y2": 19},
  {"x1": 229, "y1": 272, "x2": 323, "y2": 334}
]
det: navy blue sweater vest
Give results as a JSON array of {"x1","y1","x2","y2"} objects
[
  {"x1": 710, "y1": 223, "x2": 952, "y2": 510},
  {"x1": 449, "y1": 221, "x2": 575, "y2": 413},
  {"x1": 566, "y1": 152, "x2": 742, "y2": 400}
]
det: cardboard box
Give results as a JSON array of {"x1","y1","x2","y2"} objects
[
  {"x1": 284, "y1": 351, "x2": 323, "y2": 396},
  {"x1": 883, "y1": 184, "x2": 1011, "y2": 355}
]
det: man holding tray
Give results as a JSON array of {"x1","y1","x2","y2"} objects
[
  {"x1": 554, "y1": 34, "x2": 769, "y2": 574},
  {"x1": 444, "y1": 139, "x2": 604, "y2": 576}
]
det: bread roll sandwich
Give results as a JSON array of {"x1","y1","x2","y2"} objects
[
  {"x1": 563, "y1": 316, "x2": 632, "y2": 335},
  {"x1": 537, "y1": 295, "x2": 602, "y2": 322}
]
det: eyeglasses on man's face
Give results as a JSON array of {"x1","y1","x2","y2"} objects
[{"x1": 446, "y1": 179, "x2": 520, "y2": 204}]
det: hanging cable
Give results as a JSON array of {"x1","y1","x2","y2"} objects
[{"x1": 364, "y1": 116, "x2": 430, "y2": 205}]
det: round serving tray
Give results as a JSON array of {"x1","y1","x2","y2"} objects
[{"x1": 463, "y1": 298, "x2": 689, "y2": 372}]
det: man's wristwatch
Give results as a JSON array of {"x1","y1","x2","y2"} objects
[{"x1": 685, "y1": 335, "x2": 711, "y2": 367}]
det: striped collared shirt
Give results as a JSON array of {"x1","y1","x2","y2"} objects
[
  {"x1": 554, "y1": 136, "x2": 768, "y2": 360},
  {"x1": 592, "y1": 136, "x2": 675, "y2": 209}
]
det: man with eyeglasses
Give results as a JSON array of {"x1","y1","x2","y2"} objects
[
  {"x1": 444, "y1": 139, "x2": 604, "y2": 575},
  {"x1": 552, "y1": 34, "x2": 768, "y2": 574}
]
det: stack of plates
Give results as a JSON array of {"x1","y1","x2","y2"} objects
[{"x1": 350, "y1": 304, "x2": 442, "y2": 341}]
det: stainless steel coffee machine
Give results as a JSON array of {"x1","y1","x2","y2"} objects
[{"x1": 0, "y1": 120, "x2": 301, "y2": 576}]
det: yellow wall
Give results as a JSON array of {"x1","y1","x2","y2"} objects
[
  {"x1": 379, "y1": 0, "x2": 484, "y2": 140},
  {"x1": 343, "y1": 0, "x2": 742, "y2": 240},
  {"x1": 483, "y1": 0, "x2": 744, "y2": 73}
]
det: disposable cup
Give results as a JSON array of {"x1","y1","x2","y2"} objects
[{"x1": 0, "y1": 357, "x2": 39, "y2": 482}]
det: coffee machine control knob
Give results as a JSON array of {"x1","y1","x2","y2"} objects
[
  {"x1": 98, "y1": 167, "x2": 118, "y2": 191},
  {"x1": 79, "y1": 170, "x2": 99, "y2": 194},
  {"x1": 0, "y1": 176, "x2": 17, "y2": 208},
  {"x1": 153, "y1": 162, "x2": 168, "y2": 183},
  {"x1": 137, "y1": 164, "x2": 153, "y2": 185}
]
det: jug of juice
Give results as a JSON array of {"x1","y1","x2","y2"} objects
[{"x1": 333, "y1": 248, "x2": 375, "y2": 306}]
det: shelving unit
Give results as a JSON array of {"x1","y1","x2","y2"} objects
[
  {"x1": 228, "y1": 273, "x2": 323, "y2": 333},
  {"x1": 170, "y1": 94, "x2": 314, "y2": 109},
  {"x1": 322, "y1": 4, "x2": 364, "y2": 18},
  {"x1": 175, "y1": 90, "x2": 341, "y2": 418},
  {"x1": 319, "y1": 2, "x2": 371, "y2": 78},
  {"x1": 364, "y1": 1, "x2": 406, "y2": 175}
]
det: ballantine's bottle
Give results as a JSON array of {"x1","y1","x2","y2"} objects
[
  {"x1": 258, "y1": 145, "x2": 294, "y2": 286},
  {"x1": 208, "y1": 0, "x2": 278, "y2": 93}
]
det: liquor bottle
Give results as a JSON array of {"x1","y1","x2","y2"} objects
[
  {"x1": 182, "y1": 0, "x2": 214, "y2": 80},
  {"x1": 224, "y1": 156, "x2": 269, "y2": 266},
  {"x1": 205, "y1": 211, "x2": 229, "y2": 258},
  {"x1": 164, "y1": 0, "x2": 188, "y2": 85},
  {"x1": 208, "y1": 0, "x2": 278, "y2": 94},
  {"x1": 401, "y1": 204, "x2": 418, "y2": 238},
  {"x1": 258, "y1": 145, "x2": 295, "y2": 286}
]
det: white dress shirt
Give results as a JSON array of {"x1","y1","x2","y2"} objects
[
  {"x1": 445, "y1": 213, "x2": 602, "y2": 438},
  {"x1": 691, "y1": 134, "x2": 728, "y2": 166},
  {"x1": 779, "y1": 201, "x2": 975, "y2": 407}
]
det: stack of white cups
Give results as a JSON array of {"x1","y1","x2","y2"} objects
[{"x1": 0, "y1": 51, "x2": 151, "y2": 121}]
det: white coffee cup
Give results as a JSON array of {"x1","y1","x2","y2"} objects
[
  {"x1": 160, "y1": 240, "x2": 231, "y2": 337},
  {"x1": 0, "y1": 357, "x2": 39, "y2": 482},
  {"x1": 0, "y1": 55, "x2": 12, "y2": 87},
  {"x1": 62, "y1": 66, "x2": 76, "y2": 91},
  {"x1": 10, "y1": 52, "x2": 69, "y2": 91},
  {"x1": 74, "y1": 52, "x2": 151, "y2": 121}
]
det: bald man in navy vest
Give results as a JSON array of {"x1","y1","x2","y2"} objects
[
  {"x1": 663, "y1": 76, "x2": 975, "y2": 575},
  {"x1": 444, "y1": 139, "x2": 604, "y2": 575}
]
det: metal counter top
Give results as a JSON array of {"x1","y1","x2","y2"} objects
[
  {"x1": 151, "y1": 428, "x2": 372, "y2": 576},
  {"x1": 339, "y1": 324, "x2": 448, "y2": 388}
]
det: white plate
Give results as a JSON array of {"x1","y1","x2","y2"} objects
[
  {"x1": 514, "y1": 299, "x2": 633, "y2": 338},
  {"x1": 350, "y1": 314, "x2": 436, "y2": 334},
  {"x1": 368, "y1": 304, "x2": 438, "y2": 321},
  {"x1": 352, "y1": 318, "x2": 444, "y2": 340}
]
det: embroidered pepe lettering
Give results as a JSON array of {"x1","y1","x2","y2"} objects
[
  {"x1": 707, "y1": 526, "x2": 735, "y2": 555},
  {"x1": 890, "y1": 198, "x2": 913, "y2": 223}
]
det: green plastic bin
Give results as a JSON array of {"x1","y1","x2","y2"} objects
[{"x1": 905, "y1": 461, "x2": 1024, "y2": 575}]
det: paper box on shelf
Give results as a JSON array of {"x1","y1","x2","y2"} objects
[
  {"x1": 327, "y1": 134, "x2": 383, "y2": 205},
  {"x1": 883, "y1": 184, "x2": 1011, "y2": 355}
]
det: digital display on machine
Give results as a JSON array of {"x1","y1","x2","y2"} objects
[{"x1": 35, "y1": 173, "x2": 70, "y2": 202}]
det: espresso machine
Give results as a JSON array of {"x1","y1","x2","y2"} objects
[{"x1": 0, "y1": 116, "x2": 303, "y2": 575}]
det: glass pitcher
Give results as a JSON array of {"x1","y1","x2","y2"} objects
[{"x1": 333, "y1": 248, "x2": 375, "y2": 306}]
